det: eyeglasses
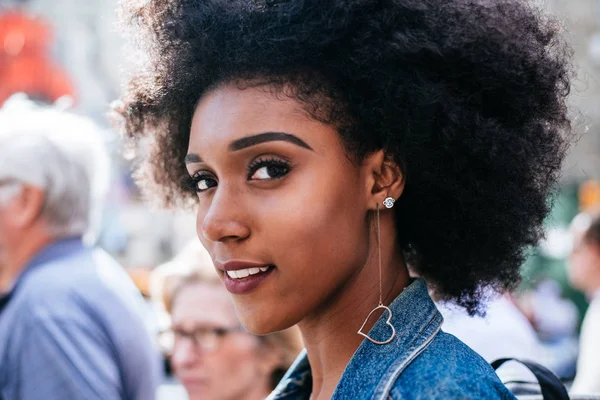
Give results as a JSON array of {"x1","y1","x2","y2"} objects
[
  {"x1": 158, "y1": 325, "x2": 246, "y2": 354},
  {"x1": 0, "y1": 178, "x2": 18, "y2": 187},
  {"x1": 0, "y1": 178, "x2": 21, "y2": 201}
]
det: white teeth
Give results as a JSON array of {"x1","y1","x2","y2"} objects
[{"x1": 226, "y1": 266, "x2": 271, "y2": 279}]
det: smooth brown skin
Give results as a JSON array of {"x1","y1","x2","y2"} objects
[
  {"x1": 0, "y1": 184, "x2": 54, "y2": 291},
  {"x1": 186, "y1": 84, "x2": 409, "y2": 400}
]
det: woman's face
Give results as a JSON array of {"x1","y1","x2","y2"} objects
[
  {"x1": 170, "y1": 282, "x2": 273, "y2": 400},
  {"x1": 568, "y1": 232, "x2": 600, "y2": 294},
  {"x1": 186, "y1": 84, "x2": 375, "y2": 334}
]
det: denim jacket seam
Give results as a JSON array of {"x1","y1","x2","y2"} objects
[
  {"x1": 272, "y1": 388, "x2": 302, "y2": 400},
  {"x1": 271, "y1": 374, "x2": 311, "y2": 399},
  {"x1": 372, "y1": 312, "x2": 443, "y2": 400}
]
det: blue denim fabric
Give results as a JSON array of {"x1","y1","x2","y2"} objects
[{"x1": 268, "y1": 279, "x2": 516, "y2": 400}]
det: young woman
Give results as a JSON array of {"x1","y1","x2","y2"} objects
[
  {"x1": 153, "y1": 242, "x2": 302, "y2": 400},
  {"x1": 568, "y1": 212, "x2": 600, "y2": 394},
  {"x1": 116, "y1": 0, "x2": 572, "y2": 398}
]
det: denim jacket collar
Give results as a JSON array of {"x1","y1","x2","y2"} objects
[{"x1": 268, "y1": 279, "x2": 443, "y2": 400}]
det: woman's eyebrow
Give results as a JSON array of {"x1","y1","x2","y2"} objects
[
  {"x1": 184, "y1": 131, "x2": 314, "y2": 164},
  {"x1": 184, "y1": 154, "x2": 202, "y2": 164},
  {"x1": 229, "y1": 131, "x2": 314, "y2": 152}
]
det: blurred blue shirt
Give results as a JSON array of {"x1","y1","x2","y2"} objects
[{"x1": 0, "y1": 237, "x2": 160, "y2": 400}]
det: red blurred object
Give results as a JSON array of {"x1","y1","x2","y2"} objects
[{"x1": 0, "y1": 10, "x2": 75, "y2": 105}]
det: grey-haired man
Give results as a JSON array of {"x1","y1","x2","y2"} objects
[{"x1": 0, "y1": 98, "x2": 160, "y2": 400}]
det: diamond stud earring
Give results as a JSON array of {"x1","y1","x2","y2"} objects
[{"x1": 383, "y1": 197, "x2": 395, "y2": 209}]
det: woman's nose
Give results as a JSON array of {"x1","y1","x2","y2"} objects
[
  {"x1": 171, "y1": 339, "x2": 199, "y2": 368},
  {"x1": 199, "y1": 188, "x2": 251, "y2": 243}
]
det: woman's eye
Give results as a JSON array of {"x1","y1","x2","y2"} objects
[
  {"x1": 193, "y1": 174, "x2": 217, "y2": 192},
  {"x1": 249, "y1": 161, "x2": 290, "y2": 181}
]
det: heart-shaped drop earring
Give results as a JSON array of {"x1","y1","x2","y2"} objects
[
  {"x1": 357, "y1": 200, "x2": 396, "y2": 345},
  {"x1": 357, "y1": 304, "x2": 395, "y2": 345}
]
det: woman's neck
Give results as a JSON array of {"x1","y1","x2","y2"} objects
[{"x1": 298, "y1": 243, "x2": 410, "y2": 400}]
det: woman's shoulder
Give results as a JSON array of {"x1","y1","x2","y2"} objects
[{"x1": 389, "y1": 331, "x2": 516, "y2": 400}]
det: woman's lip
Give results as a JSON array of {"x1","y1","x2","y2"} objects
[
  {"x1": 223, "y1": 265, "x2": 274, "y2": 294},
  {"x1": 180, "y1": 377, "x2": 209, "y2": 387},
  {"x1": 181, "y1": 377, "x2": 207, "y2": 383},
  {"x1": 215, "y1": 260, "x2": 270, "y2": 271}
]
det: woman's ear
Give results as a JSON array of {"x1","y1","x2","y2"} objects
[{"x1": 363, "y1": 150, "x2": 405, "y2": 210}]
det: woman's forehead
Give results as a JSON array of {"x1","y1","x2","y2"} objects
[
  {"x1": 188, "y1": 84, "x2": 341, "y2": 159},
  {"x1": 191, "y1": 85, "x2": 311, "y2": 137},
  {"x1": 173, "y1": 283, "x2": 237, "y2": 323}
]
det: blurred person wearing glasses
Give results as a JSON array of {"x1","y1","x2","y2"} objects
[
  {"x1": 568, "y1": 211, "x2": 600, "y2": 394},
  {"x1": 152, "y1": 241, "x2": 302, "y2": 400},
  {"x1": 0, "y1": 96, "x2": 159, "y2": 400}
]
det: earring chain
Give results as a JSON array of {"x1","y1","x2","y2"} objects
[{"x1": 377, "y1": 203, "x2": 383, "y2": 306}]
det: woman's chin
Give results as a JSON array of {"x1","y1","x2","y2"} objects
[{"x1": 239, "y1": 313, "x2": 296, "y2": 335}]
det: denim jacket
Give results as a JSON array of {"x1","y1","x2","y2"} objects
[{"x1": 267, "y1": 279, "x2": 516, "y2": 400}]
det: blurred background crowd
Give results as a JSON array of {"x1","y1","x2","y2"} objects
[{"x1": 2, "y1": 0, "x2": 600, "y2": 399}]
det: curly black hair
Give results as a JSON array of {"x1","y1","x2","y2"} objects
[{"x1": 115, "y1": 0, "x2": 573, "y2": 314}]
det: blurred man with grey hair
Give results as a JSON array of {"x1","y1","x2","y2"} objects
[{"x1": 0, "y1": 97, "x2": 159, "y2": 400}]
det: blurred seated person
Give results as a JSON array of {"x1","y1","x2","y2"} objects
[
  {"x1": 439, "y1": 293, "x2": 546, "y2": 363},
  {"x1": 439, "y1": 289, "x2": 578, "y2": 390},
  {"x1": 568, "y1": 211, "x2": 600, "y2": 394},
  {"x1": 0, "y1": 96, "x2": 159, "y2": 399},
  {"x1": 152, "y1": 241, "x2": 303, "y2": 400}
]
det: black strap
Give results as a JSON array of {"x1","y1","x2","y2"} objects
[
  {"x1": 491, "y1": 358, "x2": 570, "y2": 400},
  {"x1": 0, "y1": 293, "x2": 11, "y2": 315}
]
